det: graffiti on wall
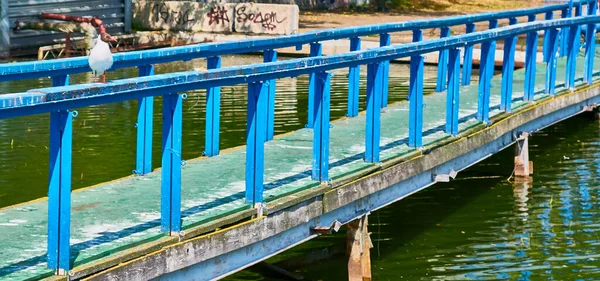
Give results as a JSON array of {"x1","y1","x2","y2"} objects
[{"x1": 235, "y1": 6, "x2": 286, "y2": 30}]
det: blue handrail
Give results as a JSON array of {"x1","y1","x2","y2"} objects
[{"x1": 2, "y1": 10, "x2": 599, "y2": 276}]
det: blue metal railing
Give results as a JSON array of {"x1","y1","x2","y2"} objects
[
  {"x1": 0, "y1": 1, "x2": 599, "y2": 275},
  {"x1": 0, "y1": 0, "x2": 591, "y2": 177}
]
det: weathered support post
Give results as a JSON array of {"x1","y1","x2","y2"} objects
[
  {"x1": 560, "y1": 8, "x2": 569, "y2": 58},
  {"x1": 0, "y1": 0, "x2": 9, "y2": 58},
  {"x1": 524, "y1": 15, "x2": 538, "y2": 101},
  {"x1": 264, "y1": 50, "x2": 277, "y2": 141},
  {"x1": 135, "y1": 65, "x2": 154, "y2": 175},
  {"x1": 161, "y1": 93, "x2": 183, "y2": 235},
  {"x1": 446, "y1": 48, "x2": 461, "y2": 136},
  {"x1": 346, "y1": 215, "x2": 372, "y2": 281},
  {"x1": 204, "y1": 56, "x2": 221, "y2": 157},
  {"x1": 312, "y1": 72, "x2": 332, "y2": 182},
  {"x1": 365, "y1": 62, "x2": 383, "y2": 163},
  {"x1": 307, "y1": 42, "x2": 323, "y2": 128},
  {"x1": 462, "y1": 23, "x2": 476, "y2": 86},
  {"x1": 380, "y1": 33, "x2": 391, "y2": 108},
  {"x1": 347, "y1": 37, "x2": 361, "y2": 117},
  {"x1": 566, "y1": 21, "x2": 581, "y2": 90},
  {"x1": 48, "y1": 75, "x2": 73, "y2": 275},
  {"x1": 501, "y1": 17, "x2": 518, "y2": 112},
  {"x1": 584, "y1": 0, "x2": 597, "y2": 85},
  {"x1": 124, "y1": 0, "x2": 132, "y2": 33},
  {"x1": 543, "y1": 11, "x2": 554, "y2": 63},
  {"x1": 514, "y1": 133, "x2": 533, "y2": 178},
  {"x1": 246, "y1": 81, "x2": 268, "y2": 214},
  {"x1": 436, "y1": 27, "x2": 451, "y2": 92},
  {"x1": 409, "y1": 30, "x2": 424, "y2": 148},
  {"x1": 545, "y1": 28, "x2": 559, "y2": 95}
]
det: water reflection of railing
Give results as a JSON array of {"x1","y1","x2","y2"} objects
[{"x1": 0, "y1": 2, "x2": 600, "y2": 274}]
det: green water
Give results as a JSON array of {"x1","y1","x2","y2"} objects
[
  {"x1": 1, "y1": 54, "x2": 599, "y2": 280},
  {"x1": 226, "y1": 114, "x2": 600, "y2": 280}
]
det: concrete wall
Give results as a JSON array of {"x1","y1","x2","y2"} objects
[{"x1": 133, "y1": 1, "x2": 299, "y2": 35}]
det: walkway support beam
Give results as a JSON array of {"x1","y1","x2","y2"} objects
[
  {"x1": 161, "y1": 93, "x2": 183, "y2": 235},
  {"x1": 446, "y1": 48, "x2": 461, "y2": 136},
  {"x1": 307, "y1": 42, "x2": 323, "y2": 128},
  {"x1": 524, "y1": 15, "x2": 538, "y2": 101},
  {"x1": 48, "y1": 75, "x2": 73, "y2": 274},
  {"x1": 347, "y1": 37, "x2": 361, "y2": 117},
  {"x1": 409, "y1": 30, "x2": 424, "y2": 148},
  {"x1": 264, "y1": 50, "x2": 277, "y2": 141},
  {"x1": 204, "y1": 56, "x2": 222, "y2": 157},
  {"x1": 246, "y1": 81, "x2": 268, "y2": 206},
  {"x1": 365, "y1": 62, "x2": 383, "y2": 163},
  {"x1": 436, "y1": 27, "x2": 451, "y2": 92},
  {"x1": 136, "y1": 65, "x2": 154, "y2": 175},
  {"x1": 501, "y1": 17, "x2": 518, "y2": 112},
  {"x1": 514, "y1": 133, "x2": 533, "y2": 177},
  {"x1": 380, "y1": 33, "x2": 391, "y2": 108},
  {"x1": 312, "y1": 72, "x2": 332, "y2": 182}
]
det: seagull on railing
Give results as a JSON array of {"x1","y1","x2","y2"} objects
[{"x1": 88, "y1": 33, "x2": 116, "y2": 83}]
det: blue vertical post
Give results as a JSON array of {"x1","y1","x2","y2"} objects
[
  {"x1": 312, "y1": 72, "x2": 332, "y2": 182},
  {"x1": 566, "y1": 21, "x2": 581, "y2": 89},
  {"x1": 477, "y1": 39, "x2": 494, "y2": 123},
  {"x1": 436, "y1": 27, "x2": 451, "y2": 92},
  {"x1": 135, "y1": 65, "x2": 154, "y2": 174},
  {"x1": 545, "y1": 28, "x2": 559, "y2": 95},
  {"x1": 560, "y1": 8, "x2": 569, "y2": 57},
  {"x1": 380, "y1": 33, "x2": 391, "y2": 108},
  {"x1": 462, "y1": 23, "x2": 476, "y2": 86},
  {"x1": 365, "y1": 63, "x2": 382, "y2": 163},
  {"x1": 584, "y1": 0, "x2": 597, "y2": 84},
  {"x1": 446, "y1": 48, "x2": 461, "y2": 136},
  {"x1": 409, "y1": 30, "x2": 424, "y2": 148},
  {"x1": 246, "y1": 81, "x2": 268, "y2": 205},
  {"x1": 264, "y1": 50, "x2": 277, "y2": 141},
  {"x1": 501, "y1": 18, "x2": 518, "y2": 112},
  {"x1": 47, "y1": 75, "x2": 72, "y2": 273},
  {"x1": 307, "y1": 42, "x2": 322, "y2": 128},
  {"x1": 161, "y1": 93, "x2": 182, "y2": 235},
  {"x1": 524, "y1": 15, "x2": 538, "y2": 101},
  {"x1": 543, "y1": 11, "x2": 554, "y2": 62},
  {"x1": 347, "y1": 37, "x2": 361, "y2": 117},
  {"x1": 204, "y1": 56, "x2": 221, "y2": 157}
]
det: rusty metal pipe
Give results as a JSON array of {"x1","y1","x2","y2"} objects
[{"x1": 40, "y1": 13, "x2": 107, "y2": 35}]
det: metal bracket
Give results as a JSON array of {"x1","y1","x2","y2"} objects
[
  {"x1": 255, "y1": 203, "x2": 266, "y2": 217},
  {"x1": 310, "y1": 220, "x2": 342, "y2": 235},
  {"x1": 434, "y1": 169, "x2": 458, "y2": 182}
]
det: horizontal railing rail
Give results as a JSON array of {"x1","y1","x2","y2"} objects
[{"x1": 1, "y1": 5, "x2": 600, "y2": 276}]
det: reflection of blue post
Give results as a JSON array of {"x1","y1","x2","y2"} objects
[
  {"x1": 136, "y1": 65, "x2": 154, "y2": 174},
  {"x1": 546, "y1": 28, "x2": 559, "y2": 95},
  {"x1": 409, "y1": 30, "x2": 424, "y2": 148},
  {"x1": 307, "y1": 43, "x2": 322, "y2": 128},
  {"x1": 204, "y1": 57, "x2": 221, "y2": 157},
  {"x1": 48, "y1": 75, "x2": 73, "y2": 274},
  {"x1": 462, "y1": 23, "x2": 476, "y2": 86},
  {"x1": 501, "y1": 18, "x2": 517, "y2": 112},
  {"x1": 263, "y1": 50, "x2": 277, "y2": 141},
  {"x1": 312, "y1": 72, "x2": 332, "y2": 182},
  {"x1": 380, "y1": 33, "x2": 391, "y2": 108},
  {"x1": 436, "y1": 27, "x2": 450, "y2": 92},
  {"x1": 365, "y1": 63, "x2": 382, "y2": 163},
  {"x1": 246, "y1": 81, "x2": 268, "y2": 205},
  {"x1": 347, "y1": 37, "x2": 361, "y2": 117},
  {"x1": 584, "y1": 0, "x2": 597, "y2": 84},
  {"x1": 524, "y1": 15, "x2": 538, "y2": 101},
  {"x1": 446, "y1": 49, "x2": 461, "y2": 136},
  {"x1": 161, "y1": 93, "x2": 183, "y2": 235}
]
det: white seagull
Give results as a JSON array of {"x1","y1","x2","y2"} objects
[{"x1": 88, "y1": 33, "x2": 116, "y2": 83}]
